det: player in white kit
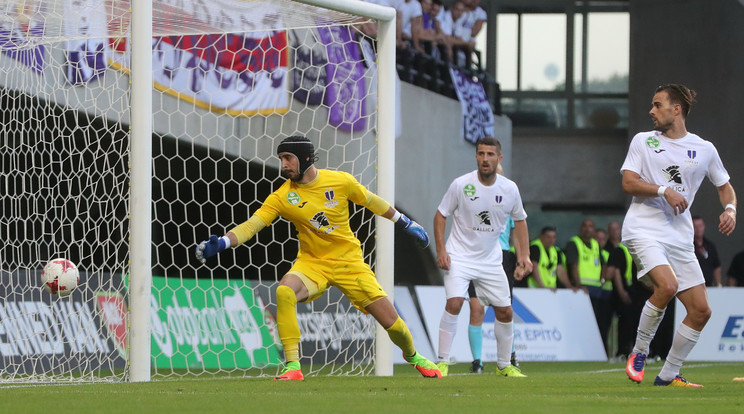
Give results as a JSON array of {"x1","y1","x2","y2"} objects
[
  {"x1": 433, "y1": 137, "x2": 532, "y2": 377},
  {"x1": 622, "y1": 84, "x2": 737, "y2": 387}
]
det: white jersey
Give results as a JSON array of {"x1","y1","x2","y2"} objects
[
  {"x1": 438, "y1": 170, "x2": 527, "y2": 267},
  {"x1": 399, "y1": 0, "x2": 423, "y2": 37},
  {"x1": 620, "y1": 130, "x2": 729, "y2": 247},
  {"x1": 454, "y1": 6, "x2": 487, "y2": 41}
]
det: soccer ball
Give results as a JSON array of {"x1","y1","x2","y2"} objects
[{"x1": 41, "y1": 258, "x2": 79, "y2": 297}]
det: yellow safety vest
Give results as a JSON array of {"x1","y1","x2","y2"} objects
[
  {"x1": 618, "y1": 243, "x2": 633, "y2": 287},
  {"x1": 601, "y1": 249, "x2": 612, "y2": 291},
  {"x1": 528, "y1": 239, "x2": 558, "y2": 288},
  {"x1": 570, "y1": 236, "x2": 602, "y2": 287}
]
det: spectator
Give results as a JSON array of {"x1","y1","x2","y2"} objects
[
  {"x1": 461, "y1": 0, "x2": 487, "y2": 39},
  {"x1": 594, "y1": 228, "x2": 614, "y2": 308},
  {"x1": 451, "y1": 0, "x2": 487, "y2": 66},
  {"x1": 565, "y1": 219, "x2": 611, "y2": 355},
  {"x1": 693, "y1": 215, "x2": 722, "y2": 287},
  {"x1": 607, "y1": 220, "x2": 622, "y2": 251},
  {"x1": 399, "y1": 0, "x2": 425, "y2": 53},
  {"x1": 527, "y1": 226, "x2": 574, "y2": 290},
  {"x1": 438, "y1": 1, "x2": 473, "y2": 64},
  {"x1": 726, "y1": 250, "x2": 744, "y2": 286},
  {"x1": 595, "y1": 228, "x2": 609, "y2": 255},
  {"x1": 417, "y1": 0, "x2": 446, "y2": 56}
]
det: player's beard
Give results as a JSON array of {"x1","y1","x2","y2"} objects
[
  {"x1": 281, "y1": 169, "x2": 302, "y2": 181},
  {"x1": 652, "y1": 117, "x2": 672, "y2": 133},
  {"x1": 478, "y1": 164, "x2": 496, "y2": 181}
]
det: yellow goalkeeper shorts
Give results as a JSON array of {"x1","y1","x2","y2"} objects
[{"x1": 289, "y1": 257, "x2": 387, "y2": 313}]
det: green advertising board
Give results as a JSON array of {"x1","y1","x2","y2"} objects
[{"x1": 149, "y1": 276, "x2": 281, "y2": 369}]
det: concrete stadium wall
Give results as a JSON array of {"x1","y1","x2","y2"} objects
[{"x1": 630, "y1": 0, "x2": 744, "y2": 277}]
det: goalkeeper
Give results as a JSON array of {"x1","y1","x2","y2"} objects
[{"x1": 195, "y1": 136, "x2": 441, "y2": 380}]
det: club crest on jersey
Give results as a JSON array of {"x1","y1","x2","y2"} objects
[
  {"x1": 495, "y1": 195, "x2": 503, "y2": 203},
  {"x1": 464, "y1": 184, "x2": 476, "y2": 197},
  {"x1": 686, "y1": 149, "x2": 699, "y2": 166},
  {"x1": 646, "y1": 136, "x2": 660, "y2": 148},
  {"x1": 287, "y1": 191, "x2": 301, "y2": 205},
  {"x1": 309, "y1": 211, "x2": 338, "y2": 234},
  {"x1": 324, "y1": 188, "x2": 339, "y2": 208}
]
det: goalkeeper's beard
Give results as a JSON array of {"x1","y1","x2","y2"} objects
[{"x1": 281, "y1": 168, "x2": 303, "y2": 182}]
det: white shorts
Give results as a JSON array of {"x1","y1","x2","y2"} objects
[
  {"x1": 623, "y1": 238, "x2": 705, "y2": 293},
  {"x1": 443, "y1": 260, "x2": 511, "y2": 307}
]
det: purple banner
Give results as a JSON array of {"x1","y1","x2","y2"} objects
[
  {"x1": 290, "y1": 29, "x2": 327, "y2": 106},
  {"x1": 65, "y1": 39, "x2": 106, "y2": 85},
  {"x1": 449, "y1": 67, "x2": 494, "y2": 144},
  {"x1": 317, "y1": 26, "x2": 367, "y2": 133},
  {"x1": 0, "y1": 24, "x2": 45, "y2": 75}
]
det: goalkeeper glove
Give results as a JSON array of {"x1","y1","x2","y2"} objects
[
  {"x1": 195, "y1": 235, "x2": 228, "y2": 264},
  {"x1": 396, "y1": 214, "x2": 430, "y2": 249}
]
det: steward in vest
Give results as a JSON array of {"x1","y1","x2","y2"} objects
[
  {"x1": 527, "y1": 226, "x2": 573, "y2": 289},
  {"x1": 565, "y1": 219, "x2": 611, "y2": 355}
]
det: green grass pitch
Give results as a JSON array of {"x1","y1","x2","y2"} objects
[{"x1": 3, "y1": 360, "x2": 744, "y2": 413}]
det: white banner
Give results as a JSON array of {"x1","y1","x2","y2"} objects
[
  {"x1": 393, "y1": 286, "x2": 435, "y2": 364},
  {"x1": 415, "y1": 286, "x2": 606, "y2": 362},
  {"x1": 676, "y1": 287, "x2": 744, "y2": 361}
]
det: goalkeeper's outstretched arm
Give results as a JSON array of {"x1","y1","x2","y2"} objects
[
  {"x1": 363, "y1": 191, "x2": 430, "y2": 249},
  {"x1": 195, "y1": 215, "x2": 267, "y2": 264}
]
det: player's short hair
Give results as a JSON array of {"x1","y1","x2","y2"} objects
[
  {"x1": 277, "y1": 136, "x2": 317, "y2": 176},
  {"x1": 656, "y1": 84, "x2": 697, "y2": 118},
  {"x1": 475, "y1": 137, "x2": 502, "y2": 154}
]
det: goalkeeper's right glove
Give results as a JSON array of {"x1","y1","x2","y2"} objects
[
  {"x1": 395, "y1": 214, "x2": 430, "y2": 249},
  {"x1": 195, "y1": 235, "x2": 228, "y2": 264}
]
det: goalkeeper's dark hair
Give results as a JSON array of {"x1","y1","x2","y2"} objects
[
  {"x1": 277, "y1": 135, "x2": 317, "y2": 176},
  {"x1": 475, "y1": 136, "x2": 502, "y2": 154}
]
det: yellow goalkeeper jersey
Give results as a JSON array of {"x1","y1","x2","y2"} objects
[{"x1": 253, "y1": 169, "x2": 377, "y2": 261}]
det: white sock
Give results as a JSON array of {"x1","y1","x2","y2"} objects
[
  {"x1": 437, "y1": 310, "x2": 459, "y2": 362},
  {"x1": 658, "y1": 323, "x2": 700, "y2": 381},
  {"x1": 633, "y1": 300, "x2": 665, "y2": 355},
  {"x1": 494, "y1": 319, "x2": 513, "y2": 370}
]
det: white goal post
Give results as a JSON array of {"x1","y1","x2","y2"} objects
[{"x1": 0, "y1": 0, "x2": 397, "y2": 383}]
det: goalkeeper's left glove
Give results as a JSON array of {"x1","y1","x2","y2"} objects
[
  {"x1": 395, "y1": 214, "x2": 430, "y2": 249},
  {"x1": 195, "y1": 235, "x2": 228, "y2": 264}
]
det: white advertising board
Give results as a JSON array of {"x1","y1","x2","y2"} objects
[
  {"x1": 415, "y1": 286, "x2": 606, "y2": 362},
  {"x1": 676, "y1": 287, "x2": 744, "y2": 361},
  {"x1": 393, "y1": 286, "x2": 436, "y2": 364}
]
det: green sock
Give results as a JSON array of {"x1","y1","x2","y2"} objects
[{"x1": 286, "y1": 361, "x2": 301, "y2": 371}]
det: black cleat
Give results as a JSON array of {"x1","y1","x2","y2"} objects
[
  {"x1": 511, "y1": 352, "x2": 520, "y2": 369},
  {"x1": 471, "y1": 359, "x2": 484, "y2": 373}
]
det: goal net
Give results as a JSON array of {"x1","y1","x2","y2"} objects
[{"x1": 0, "y1": 0, "x2": 396, "y2": 383}]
